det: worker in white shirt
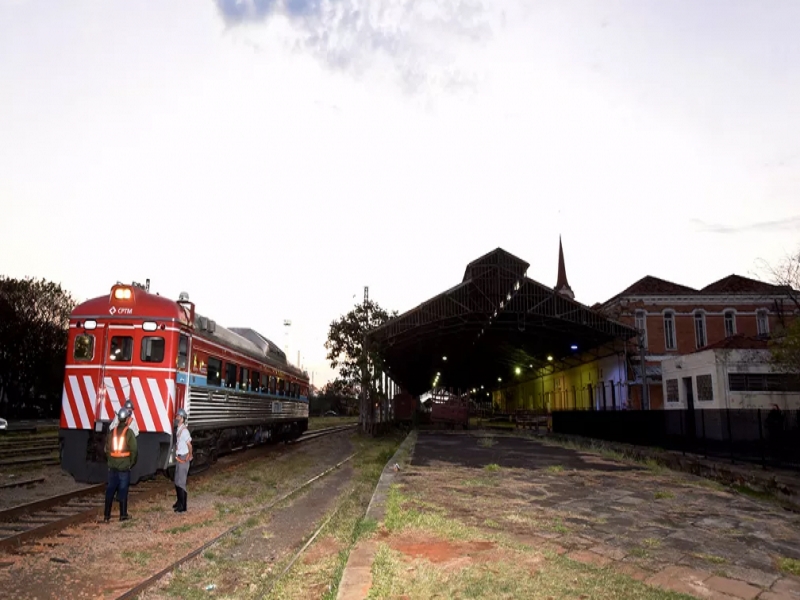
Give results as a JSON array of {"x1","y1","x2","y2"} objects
[{"x1": 173, "y1": 409, "x2": 192, "y2": 513}]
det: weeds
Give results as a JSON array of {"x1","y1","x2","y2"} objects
[
  {"x1": 778, "y1": 556, "x2": 800, "y2": 576},
  {"x1": 484, "y1": 463, "x2": 501, "y2": 472}
]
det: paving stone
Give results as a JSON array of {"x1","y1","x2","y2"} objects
[
  {"x1": 772, "y1": 577, "x2": 800, "y2": 597},
  {"x1": 705, "y1": 576, "x2": 761, "y2": 599},
  {"x1": 590, "y1": 543, "x2": 627, "y2": 561},
  {"x1": 646, "y1": 566, "x2": 713, "y2": 597},
  {"x1": 567, "y1": 550, "x2": 613, "y2": 568},
  {"x1": 759, "y1": 592, "x2": 798, "y2": 600},
  {"x1": 719, "y1": 566, "x2": 779, "y2": 589}
]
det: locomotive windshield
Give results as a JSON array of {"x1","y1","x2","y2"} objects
[{"x1": 109, "y1": 336, "x2": 133, "y2": 362}]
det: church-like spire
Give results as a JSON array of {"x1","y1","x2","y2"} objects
[{"x1": 555, "y1": 236, "x2": 575, "y2": 299}]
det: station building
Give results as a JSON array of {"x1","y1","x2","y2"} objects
[{"x1": 368, "y1": 242, "x2": 798, "y2": 416}]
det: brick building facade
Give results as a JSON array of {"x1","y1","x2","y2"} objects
[{"x1": 599, "y1": 274, "x2": 796, "y2": 409}]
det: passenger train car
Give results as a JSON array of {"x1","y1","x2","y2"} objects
[{"x1": 60, "y1": 283, "x2": 309, "y2": 484}]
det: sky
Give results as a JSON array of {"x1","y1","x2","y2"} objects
[{"x1": 1, "y1": 0, "x2": 799, "y2": 387}]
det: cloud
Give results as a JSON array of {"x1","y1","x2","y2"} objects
[
  {"x1": 214, "y1": 0, "x2": 493, "y2": 92},
  {"x1": 691, "y1": 215, "x2": 800, "y2": 234}
]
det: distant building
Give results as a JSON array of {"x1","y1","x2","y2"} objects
[
  {"x1": 599, "y1": 274, "x2": 797, "y2": 409},
  {"x1": 661, "y1": 336, "x2": 800, "y2": 411}
]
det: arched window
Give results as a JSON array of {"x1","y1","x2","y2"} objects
[
  {"x1": 663, "y1": 311, "x2": 676, "y2": 350},
  {"x1": 694, "y1": 311, "x2": 707, "y2": 348},
  {"x1": 635, "y1": 310, "x2": 647, "y2": 349},
  {"x1": 757, "y1": 309, "x2": 769, "y2": 336},
  {"x1": 724, "y1": 310, "x2": 736, "y2": 337}
]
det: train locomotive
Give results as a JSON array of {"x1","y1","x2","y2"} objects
[{"x1": 59, "y1": 283, "x2": 309, "y2": 484}]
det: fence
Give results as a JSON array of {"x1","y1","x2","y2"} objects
[{"x1": 551, "y1": 408, "x2": 800, "y2": 471}]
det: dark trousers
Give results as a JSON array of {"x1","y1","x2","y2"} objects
[{"x1": 105, "y1": 468, "x2": 130, "y2": 507}]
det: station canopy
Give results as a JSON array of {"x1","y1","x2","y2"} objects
[{"x1": 368, "y1": 248, "x2": 638, "y2": 396}]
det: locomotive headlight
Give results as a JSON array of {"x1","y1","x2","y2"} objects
[
  {"x1": 84, "y1": 320, "x2": 97, "y2": 330},
  {"x1": 142, "y1": 321, "x2": 157, "y2": 332},
  {"x1": 114, "y1": 288, "x2": 132, "y2": 300}
]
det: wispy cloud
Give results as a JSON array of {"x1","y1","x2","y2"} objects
[
  {"x1": 691, "y1": 215, "x2": 800, "y2": 234},
  {"x1": 214, "y1": 0, "x2": 493, "y2": 92}
]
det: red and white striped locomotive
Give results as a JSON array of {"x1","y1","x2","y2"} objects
[{"x1": 60, "y1": 282, "x2": 309, "y2": 483}]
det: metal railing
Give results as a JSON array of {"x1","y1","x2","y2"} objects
[{"x1": 551, "y1": 408, "x2": 800, "y2": 471}]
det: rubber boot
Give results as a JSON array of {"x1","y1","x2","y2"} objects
[
  {"x1": 172, "y1": 486, "x2": 180, "y2": 510},
  {"x1": 176, "y1": 488, "x2": 186, "y2": 513},
  {"x1": 119, "y1": 499, "x2": 131, "y2": 521},
  {"x1": 103, "y1": 497, "x2": 112, "y2": 523}
]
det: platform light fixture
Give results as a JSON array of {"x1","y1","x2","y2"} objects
[
  {"x1": 515, "y1": 367, "x2": 521, "y2": 375},
  {"x1": 547, "y1": 355, "x2": 554, "y2": 362},
  {"x1": 497, "y1": 377, "x2": 502, "y2": 382},
  {"x1": 571, "y1": 344, "x2": 578, "y2": 350},
  {"x1": 442, "y1": 356, "x2": 447, "y2": 361}
]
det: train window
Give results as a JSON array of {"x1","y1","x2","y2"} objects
[
  {"x1": 177, "y1": 334, "x2": 189, "y2": 369},
  {"x1": 278, "y1": 379, "x2": 285, "y2": 396},
  {"x1": 109, "y1": 336, "x2": 133, "y2": 362},
  {"x1": 141, "y1": 337, "x2": 165, "y2": 363},
  {"x1": 225, "y1": 363, "x2": 237, "y2": 388},
  {"x1": 207, "y1": 357, "x2": 222, "y2": 386},
  {"x1": 74, "y1": 334, "x2": 95, "y2": 361},
  {"x1": 250, "y1": 370, "x2": 261, "y2": 392},
  {"x1": 260, "y1": 372, "x2": 269, "y2": 393},
  {"x1": 269, "y1": 376, "x2": 277, "y2": 394},
  {"x1": 240, "y1": 367, "x2": 249, "y2": 390}
]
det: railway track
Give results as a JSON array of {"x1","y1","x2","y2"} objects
[
  {"x1": 0, "y1": 424, "x2": 356, "y2": 553},
  {"x1": 0, "y1": 432, "x2": 60, "y2": 468},
  {"x1": 115, "y1": 452, "x2": 357, "y2": 600}
]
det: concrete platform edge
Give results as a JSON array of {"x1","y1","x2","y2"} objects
[{"x1": 336, "y1": 430, "x2": 418, "y2": 600}]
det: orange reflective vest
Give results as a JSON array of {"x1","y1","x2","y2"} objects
[{"x1": 110, "y1": 425, "x2": 131, "y2": 458}]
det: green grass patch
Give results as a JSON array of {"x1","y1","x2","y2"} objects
[
  {"x1": 483, "y1": 463, "x2": 501, "y2": 472},
  {"x1": 546, "y1": 464, "x2": 564, "y2": 474},
  {"x1": 691, "y1": 552, "x2": 727, "y2": 565},
  {"x1": 477, "y1": 436, "x2": 496, "y2": 448},
  {"x1": 121, "y1": 550, "x2": 152, "y2": 566},
  {"x1": 654, "y1": 491, "x2": 675, "y2": 500},
  {"x1": 778, "y1": 556, "x2": 800, "y2": 576}
]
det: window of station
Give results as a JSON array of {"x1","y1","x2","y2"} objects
[
  {"x1": 666, "y1": 379, "x2": 679, "y2": 403},
  {"x1": 141, "y1": 337, "x2": 165, "y2": 363},
  {"x1": 696, "y1": 374, "x2": 713, "y2": 401},
  {"x1": 207, "y1": 357, "x2": 222, "y2": 386},
  {"x1": 635, "y1": 310, "x2": 647, "y2": 349},
  {"x1": 177, "y1": 334, "x2": 189, "y2": 369},
  {"x1": 240, "y1": 367, "x2": 249, "y2": 390},
  {"x1": 74, "y1": 334, "x2": 95, "y2": 361},
  {"x1": 250, "y1": 370, "x2": 261, "y2": 392},
  {"x1": 663, "y1": 312, "x2": 676, "y2": 350},
  {"x1": 694, "y1": 311, "x2": 707, "y2": 349},
  {"x1": 109, "y1": 336, "x2": 134, "y2": 362},
  {"x1": 724, "y1": 311, "x2": 736, "y2": 338},
  {"x1": 225, "y1": 363, "x2": 238, "y2": 388},
  {"x1": 757, "y1": 310, "x2": 770, "y2": 336}
]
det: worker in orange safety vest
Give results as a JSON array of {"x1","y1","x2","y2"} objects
[{"x1": 103, "y1": 406, "x2": 138, "y2": 522}]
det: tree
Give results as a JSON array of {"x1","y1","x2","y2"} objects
[
  {"x1": 759, "y1": 248, "x2": 800, "y2": 374},
  {"x1": 324, "y1": 298, "x2": 396, "y2": 433},
  {"x1": 0, "y1": 277, "x2": 76, "y2": 418}
]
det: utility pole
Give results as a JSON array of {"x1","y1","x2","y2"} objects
[{"x1": 361, "y1": 286, "x2": 370, "y2": 434}]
